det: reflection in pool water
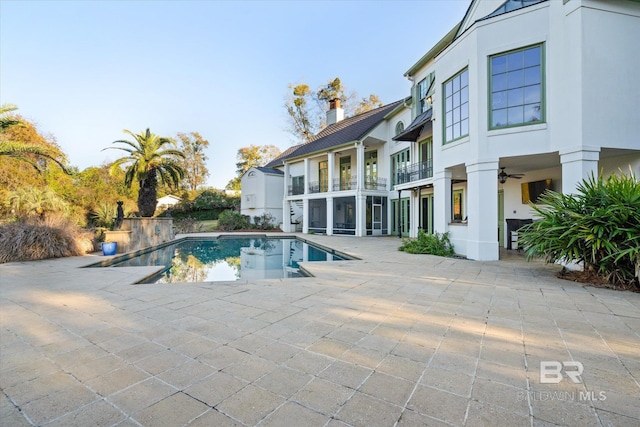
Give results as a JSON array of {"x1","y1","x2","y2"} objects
[{"x1": 108, "y1": 238, "x2": 348, "y2": 283}]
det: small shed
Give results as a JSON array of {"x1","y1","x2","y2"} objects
[{"x1": 240, "y1": 167, "x2": 284, "y2": 228}]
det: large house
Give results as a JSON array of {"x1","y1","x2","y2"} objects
[{"x1": 241, "y1": 0, "x2": 640, "y2": 261}]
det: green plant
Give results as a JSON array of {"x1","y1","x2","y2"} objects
[
  {"x1": 398, "y1": 230, "x2": 455, "y2": 257},
  {"x1": 0, "y1": 214, "x2": 93, "y2": 263},
  {"x1": 253, "y1": 213, "x2": 276, "y2": 230},
  {"x1": 217, "y1": 210, "x2": 249, "y2": 231},
  {"x1": 519, "y1": 172, "x2": 640, "y2": 290},
  {"x1": 174, "y1": 217, "x2": 203, "y2": 234}
]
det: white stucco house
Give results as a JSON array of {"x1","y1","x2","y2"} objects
[
  {"x1": 156, "y1": 194, "x2": 182, "y2": 211},
  {"x1": 240, "y1": 166, "x2": 284, "y2": 227},
  {"x1": 242, "y1": 0, "x2": 640, "y2": 261}
]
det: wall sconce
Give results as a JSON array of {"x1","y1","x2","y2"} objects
[{"x1": 426, "y1": 95, "x2": 433, "y2": 104}]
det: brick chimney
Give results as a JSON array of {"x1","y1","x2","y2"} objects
[{"x1": 326, "y1": 98, "x2": 344, "y2": 126}]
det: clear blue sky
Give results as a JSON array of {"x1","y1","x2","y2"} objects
[{"x1": 1, "y1": 0, "x2": 470, "y2": 189}]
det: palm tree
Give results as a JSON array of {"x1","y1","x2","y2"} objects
[
  {"x1": 0, "y1": 104, "x2": 67, "y2": 172},
  {"x1": 104, "y1": 128, "x2": 184, "y2": 217}
]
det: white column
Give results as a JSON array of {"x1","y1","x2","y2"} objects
[
  {"x1": 356, "y1": 142, "x2": 365, "y2": 190},
  {"x1": 433, "y1": 169, "x2": 452, "y2": 233},
  {"x1": 356, "y1": 194, "x2": 367, "y2": 237},
  {"x1": 303, "y1": 158, "x2": 310, "y2": 194},
  {"x1": 466, "y1": 160, "x2": 499, "y2": 261},
  {"x1": 326, "y1": 196, "x2": 334, "y2": 235},
  {"x1": 302, "y1": 199, "x2": 309, "y2": 234},
  {"x1": 328, "y1": 152, "x2": 335, "y2": 192},
  {"x1": 560, "y1": 147, "x2": 600, "y2": 195},
  {"x1": 282, "y1": 163, "x2": 291, "y2": 232}
]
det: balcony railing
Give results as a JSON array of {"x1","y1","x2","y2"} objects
[
  {"x1": 364, "y1": 176, "x2": 387, "y2": 191},
  {"x1": 394, "y1": 160, "x2": 433, "y2": 185},
  {"x1": 288, "y1": 184, "x2": 305, "y2": 196},
  {"x1": 333, "y1": 177, "x2": 357, "y2": 191},
  {"x1": 308, "y1": 181, "x2": 329, "y2": 194}
]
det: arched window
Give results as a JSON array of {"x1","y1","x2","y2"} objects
[{"x1": 395, "y1": 121, "x2": 404, "y2": 136}]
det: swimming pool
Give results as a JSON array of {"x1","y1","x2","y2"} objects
[{"x1": 92, "y1": 236, "x2": 351, "y2": 284}]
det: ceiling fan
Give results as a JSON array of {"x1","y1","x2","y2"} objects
[{"x1": 498, "y1": 167, "x2": 524, "y2": 184}]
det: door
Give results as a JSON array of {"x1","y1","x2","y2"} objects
[
  {"x1": 420, "y1": 194, "x2": 434, "y2": 234},
  {"x1": 392, "y1": 198, "x2": 410, "y2": 237},
  {"x1": 372, "y1": 203, "x2": 382, "y2": 235}
]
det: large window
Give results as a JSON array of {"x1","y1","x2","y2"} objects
[
  {"x1": 291, "y1": 176, "x2": 304, "y2": 195},
  {"x1": 391, "y1": 149, "x2": 410, "y2": 185},
  {"x1": 339, "y1": 156, "x2": 352, "y2": 190},
  {"x1": 365, "y1": 151, "x2": 378, "y2": 189},
  {"x1": 318, "y1": 160, "x2": 328, "y2": 192},
  {"x1": 490, "y1": 44, "x2": 543, "y2": 129},
  {"x1": 444, "y1": 69, "x2": 469, "y2": 143}
]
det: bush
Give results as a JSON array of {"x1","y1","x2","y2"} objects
[
  {"x1": 253, "y1": 213, "x2": 276, "y2": 230},
  {"x1": 519, "y1": 172, "x2": 640, "y2": 290},
  {"x1": 174, "y1": 217, "x2": 203, "y2": 234},
  {"x1": 217, "y1": 210, "x2": 250, "y2": 231},
  {"x1": 399, "y1": 230, "x2": 455, "y2": 257},
  {"x1": 0, "y1": 215, "x2": 93, "y2": 263}
]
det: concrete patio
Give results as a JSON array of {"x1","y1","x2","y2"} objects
[{"x1": 1, "y1": 234, "x2": 638, "y2": 426}]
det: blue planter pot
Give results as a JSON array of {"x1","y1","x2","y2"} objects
[{"x1": 101, "y1": 242, "x2": 117, "y2": 256}]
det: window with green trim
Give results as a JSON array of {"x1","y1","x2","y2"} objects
[
  {"x1": 318, "y1": 160, "x2": 328, "y2": 192},
  {"x1": 452, "y1": 190, "x2": 464, "y2": 222},
  {"x1": 444, "y1": 69, "x2": 469, "y2": 143},
  {"x1": 490, "y1": 44, "x2": 543, "y2": 129}
]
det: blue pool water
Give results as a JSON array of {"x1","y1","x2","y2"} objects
[{"x1": 100, "y1": 237, "x2": 349, "y2": 284}]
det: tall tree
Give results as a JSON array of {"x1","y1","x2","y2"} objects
[
  {"x1": 0, "y1": 104, "x2": 67, "y2": 173},
  {"x1": 104, "y1": 128, "x2": 185, "y2": 217},
  {"x1": 354, "y1": 94, "x2": 383, "y2": 115},
  {"x1": 226, "y1": 144, "x2": 281, "y2": 191},
  {"x1": 176, "y1": 132, "x2": 210, "y2": 193},
  {"x1": 284, "y1": 78, "x2": 375, "y2": 142}
]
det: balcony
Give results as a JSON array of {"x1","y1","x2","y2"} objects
[
  {"x1": 308, "y1": 181, "x2": 329, "y2": 194},
  {"x1": 288, "y1": 184, "x2": 305, "y2": 196},
  {"x1": 332, "y1": 177, "x2": 356, "y2": 191},
  {"x1": 394, "y1": 160, "x2": 433, "y2": 185},
  {"x1": 364, "y1": 176, "x2": 387, "y2": 191}
]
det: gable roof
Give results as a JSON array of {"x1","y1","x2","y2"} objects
[
  {"x1": 267, "y1": 100, "x2": 404, "y2": 166},
  {"x1": 456, "y1": 0, "x2": 548, "y2": 39},
  {"x1": 255, "y1": 166, "x2": 284, "y2": 175}
]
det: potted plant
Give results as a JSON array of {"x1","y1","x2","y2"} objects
[{"x1": 101, "y1": 240, "x2": 117, "y2": 256}]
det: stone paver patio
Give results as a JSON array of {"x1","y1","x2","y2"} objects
[{"x1": 1, "y1": 233, "x2": 638, "y2": 426}]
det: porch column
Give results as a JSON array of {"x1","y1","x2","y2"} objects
[
  {"x1": 433, "y1": 169, "x2": 452, "y2": 233},
  {"x1": 356, "y1": 194, "x2": 366, "y2": 237},
  {"x1": 356, "y1": 142, "x2": 365, "y2": 190},
  {"x1": 282, "y1": 163, "x2": 291, "y2": 232},
  {"x1": 326, "y1": 196, "x2": 334, "y2": 235},
  {"x1": 328, "y1": 152, "x2": 335, "y2": 193},
  {"x1": 303, "y1": 158, "x2": 310, "y2": 194},
  {"x1": 560, "y1": 147, "x2": 600, "y2": 195},
  {"x1": 302, "y1": 199, "x2": 309, "y2": 234},
  {"x1": 466, "y1": 160, "x2": 499, "y2": 261}
]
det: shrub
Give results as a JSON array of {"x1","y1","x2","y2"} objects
[
  {"x1": 519, "y1": 172, "x2": 640, "y2": 290},
  {"x1": 217, "y1": 210, "x2": 250, "y2": 231},
  {"x1": 174, "y1": 217, "x2": 203, "y2": 234},
  {"x1": 0, "y1": 214, "x2": 93, "y2": 263},
  {"x1": 253, "y1": 213, "x2": 276, "y2": 230},
  {"x1": 399, "y1": 230, "x2": 455, "y2": 257}
]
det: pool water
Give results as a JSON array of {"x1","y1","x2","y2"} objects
[{"x1": 105, "y1": 237, "x2": 349, "y2": 283}]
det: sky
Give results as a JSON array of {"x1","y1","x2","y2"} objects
[{"x1": 1, "y1": 0, "x2": 470, "y2": 189}]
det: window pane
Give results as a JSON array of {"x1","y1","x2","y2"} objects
[
  {"x1": 525, "y1": 103, "x2": 542, "y2": 122},
  {"x1": 446, "y1": 126, "x2": 453, "y2": 141},
  {"x1": 508, "y1": 88, "x2": 523, "y2": 107},
  {"x1": 460, "y1": 70, "x2": 469, "y2": 88},
  {"x1": 524, "y1": 46, "x2": 540, "y2": 67},
  {"x1": 453, "y1": 106, "x2": 460, "y2": 123},
  {"x1": 454, "y1": 90, "x2": 460, "y2": 108},
  {"x1": 492, "y1": 90, "x2": 507, "y2": 109},
  {"x1": 461, "y1": 102, "x2": 469, "y2": 120},
  {"x1": 492, "y1": 73, "x2": 507, "y2": 92},
  {"x1": 460, "y1": 85, "x2": 469, "y2": 104},
  {"x1": 445, "y1": 80, "x2": 453, "y2": 96},
  {"x1": 445, "y1": 95, "x2": 452, "y2": 112},
  {"x1": 446, "y1": 111, "x2": 453, "y2": 124},
  {"x1": 524, "y1": 84, "x2": 540, "y2": 104},
  {"x1": 453, "y1": 75, "x2": 460, "y2": 93},
  {"x1": 524, "y1": 66, "x2": 540, "y2": 85},
  {"x1": 460, "y1": 118, "x2": 469, "y2": 136},
  {"x1": 493, "y1": 109, "x2": 507, "y2": 127},
  {"x1": 507, "y1": 51, "x2": 523, "y2": 71},
  {"x1": 492, "y1": 55, "x2": 507, "y2": 75},
  {"x1": 453, "y1": 123, "x2": 460, "y2": 139},
  {"x1": 507, "y1": 69, "x2": 524, "y2": 89},
  {"x1": 508, "y1": 106, "x2": 524, "y2": 125}
]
